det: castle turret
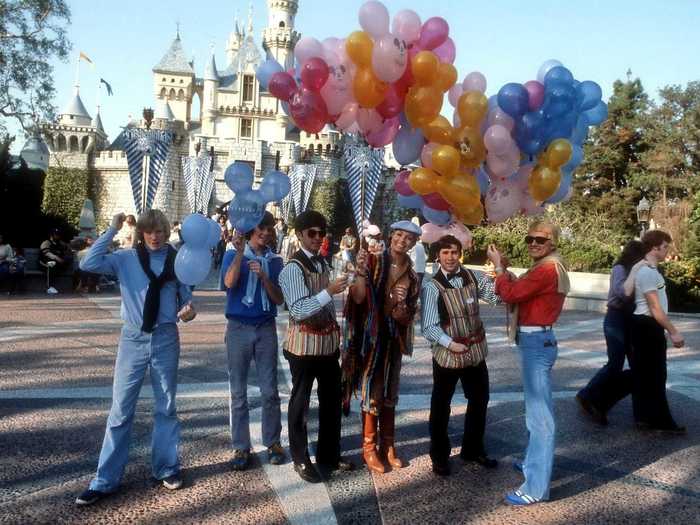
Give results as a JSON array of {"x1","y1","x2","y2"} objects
[
  {"x1": 202, "y1": 51, "x2": 220, "y2": 136},
  {"x1": 153, "y1": 32, "x2": 195, "y2": 123},
  {"x1": 226, "y1": 12, "x2": 244, "y2": 65},
  {"x1": 262, "y1": 0, "x2": 300, "y2": 71}
]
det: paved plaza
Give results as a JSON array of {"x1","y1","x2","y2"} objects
[{"x1": 1, "y1": 278, "x2": 699, "y2": 525}]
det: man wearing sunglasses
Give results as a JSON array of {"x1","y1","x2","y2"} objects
[
  {"x1": 278, "y1": 210, "x2": 355, "y2": 483},
  {"x1": 486, "y1": 220, "x2": 570, "y2": 506}
]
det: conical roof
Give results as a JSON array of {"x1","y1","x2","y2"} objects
[
  {"x1": 204, "y1": 52, "x2": 219, "y2": 82},
  {"x1": 153, "y1": 35, "x2": 195, "y2": 75},
  {"x1": 61, "y1": 91, "x2": 91, "y2": 119},
  {"x1": 154, "y1": 99, "x2": 175, "y2": 121},
  {"x1": 92, "y1": 108, "x2": 104, "y2": 132}
]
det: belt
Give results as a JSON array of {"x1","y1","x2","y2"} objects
[{"x1": 518, "y1": 325, "x2": 553, "y2": 333}]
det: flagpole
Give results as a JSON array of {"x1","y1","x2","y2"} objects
[
  {"x1": 142, "y1": 154, "x2": 149, "y2": 213},
  {"x1": 74, "y1": 53, "x2": 80, "y2": 91}
]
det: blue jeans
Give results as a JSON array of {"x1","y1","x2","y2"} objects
[
  {"x1": 90, "y1": 323, "x2": 181, "y2": 492},
  {"x1": 518, "y1": 330, "x2": 558, "y2": 501},
  {"x1": 226, "y1": 318, "x2": 282, "y2": 450}
]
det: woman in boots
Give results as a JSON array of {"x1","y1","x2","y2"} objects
[{"x1": 343, "y1": 221, "x2": 421, "y2": 473}]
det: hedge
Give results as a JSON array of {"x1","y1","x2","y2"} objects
[{"x1": 41, "y1": 167, "x2": 89, "y2": 229}]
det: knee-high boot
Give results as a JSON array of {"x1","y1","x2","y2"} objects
[
  {"x1": 362, "y1": 411, "x2": 385, "y2": 474},
  {"x1": 379, "y1": 406, "x2": 404, "y2": 469}
]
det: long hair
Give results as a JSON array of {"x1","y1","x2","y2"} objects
[
  {"x1": 134, "y1": 209, "x2": 170, "y2": 246},
  {"x1": 614, "y1": 240, "x2": 645, "y2": 272}
]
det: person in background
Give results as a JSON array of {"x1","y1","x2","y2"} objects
[
  {"x1": 576, "y1": 240, "x2": 646, "y2": 425},
  {"x1": 169, "y1": 221, "x2": 183, "y2": 249},
  {"x1": 340, "y1": 227, "x2": 358, "y2": 269},
  {"x1": 0, "y1": 234, "x2": 23, "y2": 294},
  {"x1": 275, "y1": 217, "x2": 286, "y2": 254},
  {"x1": 40, "y1": 229, "x2": 74, "y2": 286},
  {"x1": 116, "y1": 215, "x2": 136, "y2": 249},
  {"x1": 215, "y1": 215, "x2": 228, "y2": 269},
  {"x1": 408, "y1": 240, "x2": 427, "y2": 288},
  {"x1": 75, "y1": 237, "x2": 101, "y2": 293}
]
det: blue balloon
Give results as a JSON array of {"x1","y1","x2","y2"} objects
[
  {"x1": 570, "y1": 114, "x2": 590, "y2": 145},
  {"x1": 477, "y1": 168, "x2": 491, "y2": 196},
  {"x1": 514, "y1": 110, "x2": 546, "y2": 155},
  {"x1": 224, "y1": 161, "x2": 254, "y2": 194},
  {"x1": 422, "y1": 205, "x2": 451, "y2": 226},
  {"x1": 583, "y1": 100, "x2": 608, "y2": 126},
  {"x1": 175, "y1": 244, "x2": 212, "y2": 286},
  {"x1": 546, "y1": 172, "x2": 573, "y2": 204},
  {"x1": 255, "y1": 59, "x2": 284, "y2": 91},
  {"x1": 181, "y1": 213, "x2": 210, "y2": 248},
  {"x1": 577, "y1": 80, "x2": 602, "y2": 111},
  {"x1": 544, "y1": 66, "x2": 574, "y2": 87},
  {"x1": 229, "y1": 190, "x2": 266, "y2": 233},
  {"x1": 536, "y1": 59, "x2": 563, "y2": 83},
  {"x1": 206, "y1": 219, "x2": 222, "y2": 248},
  {"x1": 259, "y1": 170, "x2": 291, "y2": 202},
  {"x1": 392, "y1": 126, "x2": 425, "y2": 166},
  {"x1": 397, "y1": 193, "x2": 424, "y2": 210},
  {"x1": 543, "y1": 110, "x2": 577, "y2": 142},
  {"x1": 497, "y1": 83, "x2": 529, "y2": 118},
  {"x1": 543, "y1": 80, "x2": 576, "y2": 119},
  {"x1": 399, "y1": 111, "x2": 410, "y2": 128},
  {"x1": 562, "y1": 145, "x2": 584, "y2": 173},
  {"x1": 487, "y1": 94, "x2": 499, "y2": 111}
]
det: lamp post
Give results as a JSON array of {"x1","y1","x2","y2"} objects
[{"x1": 636, "y1": 196, "x2": 651, "y2": 238}]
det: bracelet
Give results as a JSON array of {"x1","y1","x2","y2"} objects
[{"x1": 494, "y1": 266, "x2": 504, "y2": 274}]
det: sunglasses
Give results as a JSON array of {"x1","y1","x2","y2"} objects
[
  {"x1": 525, "y1": 235, "x2": 551, "y2": 245},
  {"x1": 305, "y1": 228, "x2": 326, "y2": 239}
]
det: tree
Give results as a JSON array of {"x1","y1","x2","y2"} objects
[{"x1": 0, "y1": 0, "x2": 71, "y2": 138}]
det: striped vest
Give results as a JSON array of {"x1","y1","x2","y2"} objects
[
  {"x1": 431, "y1": 269, "x2": 488, "y2": 369},
  {"x1": 285, "y1": 253, "x2": 340, "y2": 357}
]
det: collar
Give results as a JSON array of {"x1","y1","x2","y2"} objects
[
  {"x1": 301, "y1": 247, "x2": 317, "y2": 259},
  {"x1": 440, "y1": 266, "x2": 461, "y2": 280},
  {"x1": 247, "y1": 241, "x2": 270, "y2": 257}
]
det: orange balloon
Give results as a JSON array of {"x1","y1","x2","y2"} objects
[
  {"x1": 408, "y1": 167, "x2": 439, "y2": 195},
  {"x1": 346, "y1": 31, "x2": 373, "y2": 67},
  {"x1": 454, "y1": 202, "x2": 485, "y2": 225},
  {"x1": 453, "y1": 126, "x2": 487, "y2": 169},
  {"x1": 436, "y1": 63, "x2": 458, "y2": 93},
  {"x1": 457, "y1": 91, "x2": 488, "y2": 128},
  {"x1": 441, "y1": 173, "x2": 481, "y2": 208},
  {"x1": 353, "y1": 68, "x2": 387, "y2": 108},
  {"x1": 543, "y1": 138, "x2": 573, "y2": 168},
  {"x1": 423, "y1": 115, "x2": 454, "y2": 145},
  {"x1": 431, "y1": 145, "x2": 461, "y2": 176},
  {"x1": 411, "y1": 51, "x2": 439, "y2": 86},
  {"x1": 528, "y1": 165, "x2": 562, "y2": 201},
  {"x1": 404, "y1": 85, "x2": 442, "y2": 128}
]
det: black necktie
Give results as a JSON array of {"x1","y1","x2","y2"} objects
[
  {"x1": 446, "y1": 272, "x2": 460, "y2": 281},
  {"x1": 311, "y1": 254, "x2": 325, "y2": 266},
  {"x1": 136, "y1": 244, "x2": 176, "y2": 333}
]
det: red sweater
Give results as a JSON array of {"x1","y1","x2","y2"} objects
[{"x1": 495, "y1": 263, "x2": 565, "y2": 326}]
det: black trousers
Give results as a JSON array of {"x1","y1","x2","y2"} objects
[
  {"x1": 284, "y1": 350, "x2": 342, "y2": 465},
  {"x1": 630, "y1": 315, "x2": 678, "y2": 428},
  {"x1": 429, "y1": 359, "x2": 489, "y2": 466}
]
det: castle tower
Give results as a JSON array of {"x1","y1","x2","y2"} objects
[
  {"x1": 262, "y1": 0, "x2": 300, "y2": 70},
  {"x1": 202, "y1": 50, "x2": 220, "y2": 136},
  {"x1": 153, "y1": 32, "x2": 195, "y2": 123},
  {"x1": 226, "y1": 11, "x2": 244, "y2": 65}
]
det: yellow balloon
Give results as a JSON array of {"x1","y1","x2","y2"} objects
[
  {"x1": 405, "y1": 85, "x2": 442, "y2": 128},
  {"x1": 423, "y1": 116, "x2": 454, "y2": 145},
  {"x1": 431, "y1": 145, "x2": 461, "y2": 176},
  {"x1": 346, "y1": 31, "x2": 373, "y2": 68},
  {"x1": 457, "y1": 91, "x2": 488, "y2": 128},
  {"x1": 436, "y1": 63, "x2": 458, "y2": 93},
  {"x1": 528, "y1": 165, "x2": 562, "y2": 201},
  {"x1": 409, "y1": 167, "x2": 439, "y2": 195},
  {"x1": 411, "y1": 51, "x2": 439, "y2": 86},
  {"x1": 455, "y1": 202, "x2": 485, "y2": 225},
  {"x1": 353, "y1": 68, "x2": 387, "y2": 108},
  {"x1": 441, "y1": 173, "x2": 481, "y2": 208},
  {"x1": 453, "y1": 126, "x2": 487, "y2": 169},
  {"x1": 543, "y1": 139, "x2": 573, "y2": 169}
]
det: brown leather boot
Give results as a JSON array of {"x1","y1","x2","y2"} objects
[
  {"x1": 362, "y1": 412, "x2": 385, "y2": 474},
  {"x1": 379, "y1": 407, "x2": 404, "y2": 469}
]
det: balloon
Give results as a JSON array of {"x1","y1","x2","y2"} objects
[
  {"x1": 392, "y1": 9, "x2": 422, "y2": 44},
  {"x1": 376, "y1": 84, "x2": 404, "y2": 118},
  {"x1": 206, "y1": 219, "x2": 222, "y2": 248},
  {"x1": 256, "y1": 58, "x2": 284, "y2": 91},
  {"x1": 359, "y1": 0, "x2": 390, "y2": 38},
  {"x1": 269, "y1": 72, "x2": 297, "y2": 101},
  {"x1": 175, "y1": 245, "x2": 212, "y2": 286},
  {"x1": 229, "y1": 190, "x2": 266, "y2": 233},
  {"x1": 524, "y1": 80, "x2": 545, "y2": 111},
  {"x1": 259, "y1": 170, "x2": 291, "y2": 202},
  {"x1": 433, "y1": 37, "x2": 456, "y2": 64},
  {"x1": 422, "y1": 115, "x2": 453, "y2": 145},
  {"x1": 497, "y1": 83, "x2": 529, "y2": 118},
  {"x1": 294, "y1": 37, "x2": 324, "y2": 65},
  {"x1": 487, "y1": 107, "x2": 515, "y2": 132},
  {"x1": 584, "y1": 100, "x2": 608, "y2": 126},
  {"x1": 570, "y1": 113, "x2": 590, "y2": 144},
  {"x1": 536, "y1": 59, "x2": 564, "y2": 84},
  {"x1": 486, "y1": 149, "x2": 519, "y2": 179},
  {"x1": 224, "y1": 161, "x2": 254, "y2": 193},
  {"x1": 577, "y1": 80, "x2": 602, "y2": 111},
  {"x1": 289, "y1": 87, "x2": 329, "y2": 133},
  {"x1": 353, "y1": 67, "x2": 387, "y2": 108},
  {"x1": 392, "y1": 125, "x2": 425, "y2": 165},
  {"x1": 421, "y1": 221, "x2": 473, "y2": 246},
  {"x1": 405, "y1": 85, "x2": 442, "y2": 127},
  {"x1": 452, "y1": 125, "x2": 486, "y2": 169},
  {"x1": 421, "y1": 142, "x2": 438, "y2": 168},
  {"x1": 301, "y1": 57, "x2": 329, "y2": 90},
  {"x1": 462, "y1": 72, "x2": 487, "y2": 94},
  {"x1": 483, "y1": 125, "x2": 512, "y2": 156},
  {"x1": 542, "y1": 139, "x2": 573, "y2": 168},
  {"x1": 544, "y1": 66, "x2": 574, "y2": 86},
  {"x1": 417, "y1": 17, "x2": 449, "y2": 50},
  {"x1": 397, "y1": 192, "x2": 424, "y2": 209},
  {"x1": 458, "y1": 91, "x2": 488, "y2": 127},
  {"x1": 448, "y1": 84, "x2": 463, "y2": 107},
  {"x1": 321, "y1": 61, "x2": 353, "y2": 115},
  {"x1": 394, "y1": 169, "x2": 413, "y2": 196},
  {"x1": 335, "y1": 102, "x2": 358, "y2": 131},
  {"x1": 435, "y1": 63, "x2": 458, "y2": 92},
  {"x1": 411, "y1": 51, "x2": 439, "y2": 85},
  {"x1": 476, "y1": 167, "x2": 491, "y2": 195},
  {"x1": 409, "y1": 166, "x2": 440, "y2": 195},
  {"x1": 356, "y1": 107, "x2": 383, "y2": 134},
  {"x1": 431, "y1": 144, "x2": 461, "y2": 176},
  {"x1": 528, "y1": 165, "x2": 561, "y2": 201},
  {"x1": 542, "y1": 80, "x2": 576, "y2": 118},
  {"x1": 423, "y1": 192, "x2": 450, "y2": 211},
  {"x1": 372, "y1": 34, "x2": 408, "y2": 83},
  {"x1": 181, "y1": 213, "x2": 211, "y2": 248},
  {"x1": 546, "y1": 172, "x2": 573, "y2": 204},
  {"x1": 366, "y1": 116, "x2": 400, "y2": 147},
  {"x1": 485, "y1": 180, "x2": 522, "y2": 223},
  {"x1": 454, "y1": 202, "x2": 484, "y2": 226},
  {"x1": 346, "y1": 31, "x2": 373, "y2": 68},
  {"x1": 422, "y1": 205, "x2": 451, "y2": 225},
  {"x1": 441, "y1": 173, "x2": 480, "y2": 209},
  {"x1": 562, "y1": 144, "x2": 584, "y2": 173}
]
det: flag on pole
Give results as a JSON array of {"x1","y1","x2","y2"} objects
[
  {"x1": 344, "y1": 142, "x2": 384, "y2": 235},
  {"x1": 79, "y1": 51, "x2": 95, "y2": 68},
  {"x1": 100, "y1": 78, "x2": 114, "y2": 96}
]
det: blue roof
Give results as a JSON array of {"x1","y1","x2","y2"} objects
[{"x1": 153, "y1": 36, "x2": 194, "y2": 75}]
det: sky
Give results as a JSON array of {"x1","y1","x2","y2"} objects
[{"x1": 9, "y1": 0, "x2": 700, "y2": 151}]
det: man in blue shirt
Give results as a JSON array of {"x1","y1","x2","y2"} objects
[{"x1": 222, "y1": 211, "x2": 286, "y2": 470}]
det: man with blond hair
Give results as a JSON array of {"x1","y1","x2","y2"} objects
[{"x1": 487, "y1": 219, "x2": 570, "y2": 506}]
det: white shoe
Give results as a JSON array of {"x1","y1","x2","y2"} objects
[{"x1": 47, "y1": 287, "x2": 59, "y2": 294}]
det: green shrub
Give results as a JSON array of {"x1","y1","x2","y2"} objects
[
  {"x1": 42, "y1": 167, "x2": 89, "y2": 228},
  {"x1": 660, "y1": 257, "x2": 700, "y2": 312}
]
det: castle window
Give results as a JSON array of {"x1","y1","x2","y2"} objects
[
  {"x1": 171, "y1": 78, "x2": 175, "y2": 83},
  {"x1": 240, "y1": 118, "x2": 252, "y2": 138},
  {"x1": 180, "y1": 79, "x2": 183, "y2": 84},
  {"x1": 177, "y1": 89, "x2": 184, "y2": 100},
  {"x1": 279, "y1": 21, "x2": 285, "y2": 28},
  {"x1": 242, "y1": 75, "x2": 254, "y2": 102},
  {"x1": 169, "y1": 88, "x2": 176, "y2": 99},
  {"x1": 160, "y1": 87, "x2": 167, "y2": 98},
  {"x1": 57, "y1": 135, "x2": 66, "y2": 151},
  {"x1": 162, "y1": 77, "x2": 166, "y2": 81},
  {"x1": 69, "y1": 136, "x2": 79, "y2": 152}
]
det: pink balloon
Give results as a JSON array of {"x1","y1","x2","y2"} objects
[
  {"x1": 524, "y1": 80, "x2": 545, "y2": 111},
  {"x1": 320, "y1": 60, "x2": 353, "y2": 115},
  {"x1": 452, "y1": 109, "x2": 461, "y2": 128},
  {"x1": 462, "y1": 72, "x2": 487, "y2": 94},
  {"x1": 367, "y1": 117, "x2": 400, "y2": 147},
  {"x1": 485, "y1": 180, "x2": 521, "y2": 223},
  {"x1": 301, "y1": 57, "x2": 329, "y2": 91},
  {"x1": 417, "y1": 17, "x2": 449, "y2": 50},
  {"x1": 392, "y1": 9, "x2": 422, "y2": 44},
  {"x1": 421, "y1": 142, "x2": 438, "y2": 168},
  {"x1": 376, "y1": 84, "x2": 403, "y2": 119},
  {"x1": 359, "y1": 0, "x2": 390, "y2": 38},
  {"x1": 483, "y1": 125, "x2": 512, "y2": 156},
  {"x1": 486, "y1": 107, "x2": 515, "y2": 132},
  {"x1": 421, "y1": 221, "x2": 472, "y2": 246},
  {"x1": 289, "y1": 87, "x2": 329, "y2": 134},
  {"x1": 394, "y1": 169, "x2": 413, "y2": 196},
  {"x1": 335, "y1": 102, "x2": 358, "y2": 131},
  {"x1": 423, "y1": 192, "x2": 450, "y2": 211},
  {"x1": 269, "y1": 72, "x2": 297, "y2": 102},
  {"x1": 520, "y1": 189, "x2": 546, "y2": 217},
  {"x1": 511, "y1": 163, "x2": 534, "y2": 191},
  {"x1": 448, "y1": 84, "x2": 463, "y2": 107},
  {"x1": 294, "y1": 37, "x2": 324, "y2": 65},
  {"x1": 486, "y1": 152, "x2": 519, "y2": 180},
  {"x1": 433, "y1": 37, "x2": 455, "y2": 64},
  {"x1": 372, "y1": 34, "x2": 409, "y2": 83},
  {"x1": 357, "y1": 108, "x2": 382, "y2": 135}
]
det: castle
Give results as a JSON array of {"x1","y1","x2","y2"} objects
[{"x1": 40, "y1": 0, "x2": 395, "y2": 228}]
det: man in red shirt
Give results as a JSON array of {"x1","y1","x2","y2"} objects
[{"x1": 486, "y1": 220, "x2": 570, "y2": 506}]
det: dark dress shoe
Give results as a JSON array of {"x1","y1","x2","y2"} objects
[
  {"x1": 432, "y1": 462, "x2": 451, "y2": 476},
  {"x1": 317, "y1": 456, "x2": 356, "y2": 472},
  {"x1": 637, "y1": 422, "x2": 686, "y2": 435},
  {"x1": 294, "y1": 461, "x2": 321, "y2": 483},
  {"x1": 576, "y1": 393, "x2": 608, "y2": 426},
  {"x1": 460, "y1": 453, "x2": 498, "y2": 469}
]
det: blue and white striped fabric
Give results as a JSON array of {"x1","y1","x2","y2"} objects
[
  {"x1": 301, "y1": 164, "x2": 316, "y2": 212},
  {"x1": 288, "y1": 165, "x2": 302, "y2": 215},
  {"x1": 344, "y1": 142, "x2": 383, "y2": 235},
  {"x1": 123, "y1": 129, "x2": 174, "y2": 213},
  {"x1": 197, "y1": 155, "x2": 215, "y2": 214},
  {"x1": 181, "y1": 156, "x2": 196, "y2": 212},
  {"x1": 281, "y1": 193, "x2": 291, "y2": 221},
  {"x1": 288, "y1": 164, "x2": 317, "y2": 215}
]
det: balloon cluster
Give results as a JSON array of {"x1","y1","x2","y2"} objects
[
  {"x1": 175, "y1": 214, "x2": 221, "y2": 286},
  {"x1": 224, "y1": 161, "x2": 291, "y2": 233}
]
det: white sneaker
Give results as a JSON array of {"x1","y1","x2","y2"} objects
[{"x1": 47, "y1": 287, "x2": 59, "y2": 294}]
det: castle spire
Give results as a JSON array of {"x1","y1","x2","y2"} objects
[{"x1": 247, "y1": 1, "x2": 253, "y2": 35}]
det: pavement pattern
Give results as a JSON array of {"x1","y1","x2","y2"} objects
[{"x1": 1, "y1": 275, "x2": 699, "y2": 525}]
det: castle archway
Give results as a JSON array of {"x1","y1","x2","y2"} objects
[
  {"x1": 191, "y1": 90, "x2": 202, "y2": 122},
  {"x1": 57, "y1": 134, "x2": 66, "y2": 151},
  {"x1": 69, "y1": 136, "x2": 79, "y2": 152}
]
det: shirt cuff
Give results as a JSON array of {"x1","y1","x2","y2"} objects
[
  {"x1": 315, "y1": 289, "x2": 332, "y2": 306},
  {"x1": 438, "y1": 334, "x2": 453, "y2": 348}
]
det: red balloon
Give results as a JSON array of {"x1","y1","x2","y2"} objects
[
  {"x1": 269, "y1": 72, "x2": 297, "y2": 102},
  {"x1": 301, "y1": 57, "x2": 329, "y2": 91},
  {"x1": 366, "y1": 117, "x2": 400, "y2": 148},
  {"x1": 423, "y1": 191, "x2": 450, "y2": 211},
  {"x1": 395, "y1": 54, "x2": 415, "y2": 96},
  {"x1": 289, "y1": 87, "x2": 329, "y2": 133},
  {"x1": 394, "y1": 169, "x2": 413, "y2": 196},
  {"x1": 376, "y1": 85, "x2": 404, "y2": 119}
]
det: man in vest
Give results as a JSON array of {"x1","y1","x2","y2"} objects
[
  {"x1": 422, "y1": 235, "x2": 500, "y2": 476},
  {"x1": 487, "y1": 220, "x2": 570, "y2": 506},
  {"x1": 278, "y1": 210, "x2": 355, "y2": 483}
]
